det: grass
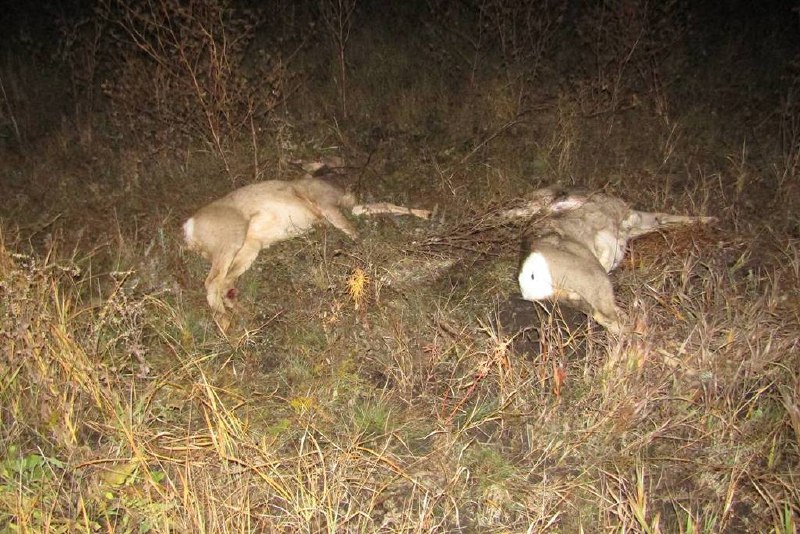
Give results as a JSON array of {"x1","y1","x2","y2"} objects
[
  {"x1": 1, "y1": 2, "x2": 800, "y2": 532},
  {"x1": 4, "y1": 182, "x2": 797, "y2": 532},
  {"x1": 3, "y1": 144, "x2": 798, "y2": 531}
]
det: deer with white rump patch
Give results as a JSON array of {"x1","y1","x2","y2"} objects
[
  {"x1": 515, "y1": 187, "x2": 716, "y2": 333},
  {"x1": 183, "y1": 175, "x2": 430, "y2": 331}
]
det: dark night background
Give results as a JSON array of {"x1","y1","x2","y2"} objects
[{"x1": 1, "y1": 0, "x2": 798, "y2": 149}]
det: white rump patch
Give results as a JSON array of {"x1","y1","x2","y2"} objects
[
  {"x1": 518, "y1": 251, "x2": 554, "y2": 301},
  {"x1": 182, "y1": 218, "x2": 195, "y2": 244}
]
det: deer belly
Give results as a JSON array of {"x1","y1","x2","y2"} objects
[
  {"x1": 593, "y1": 230, "x2": 626, "y2": 272},
  {"x1": 248, "y1": 204, "x2": 320, "y2": 245}
]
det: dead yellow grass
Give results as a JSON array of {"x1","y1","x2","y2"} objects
[{"x1": 2, "y1": 165, "x2": 797, "y2": 531}]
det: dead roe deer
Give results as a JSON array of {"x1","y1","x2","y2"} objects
[
  {"x1": 516, "y1": 188, "x2": 715, "y2": 333},
  {"x1": 183, "y1": 177, "x2": 357, "y2": 329}
]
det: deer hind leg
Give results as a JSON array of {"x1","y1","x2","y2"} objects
[
  {"x1": 591, "y1": 306, "x2": 622, "y2": 334},
  {"x1": 222, "y1": 238, "x2": 263, "y2": 297},
  {"x1": 577, "y1": 289, "x2": 622, "y2": 334},
  {"x1": 204, "y1": 248, "x2": 238, "y2": 322},
  {"x1": 562, "y1": 274, "x2": 622, "y2": 333},
  {"x1": 220, "y1": 219, "x2": 270, "y2": 304}
]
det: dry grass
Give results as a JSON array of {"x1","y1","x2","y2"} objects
[{"x1": 2, "y1": 155, "x2": 798, "y2": 531}]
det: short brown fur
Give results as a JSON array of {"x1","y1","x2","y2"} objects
[
  {"x1": 520, "y1": 188, "x2": 715, "y2": 333},
  {"x1": 183, "y1": 177, "x2": 356, "y2": 329}
]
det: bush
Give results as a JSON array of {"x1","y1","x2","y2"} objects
[{"x1": 100, "y1": 0, "x2": 291, "y2": 167}]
